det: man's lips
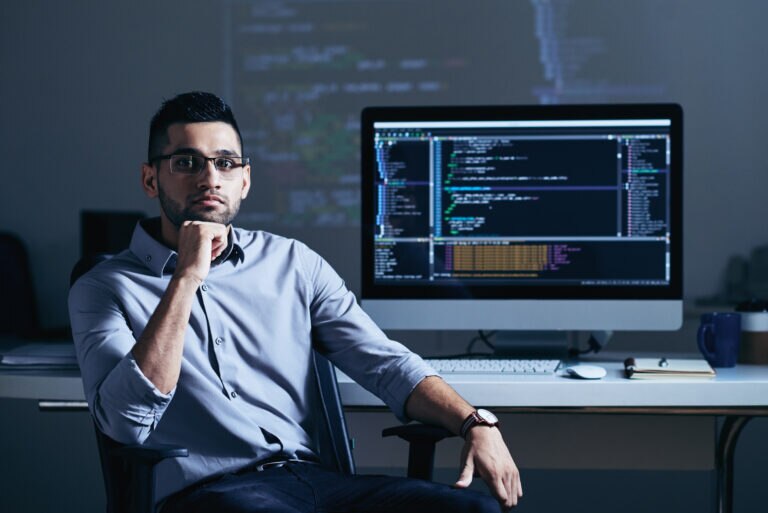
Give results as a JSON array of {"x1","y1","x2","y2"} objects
[{"x1": 192, "y1": 194, "x2": 225, "y2": 207}]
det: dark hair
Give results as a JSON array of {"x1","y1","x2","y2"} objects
[{"x1": 147, "y1": 91, "x2": 243, "y2": 162}]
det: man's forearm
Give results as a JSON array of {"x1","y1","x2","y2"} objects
[
  {"x1": 131, "y1": 221, "x2": 228, "y2": 394},
  {"x1": 131, "y1": 275, "x2": 199, "y2": 394},
  {"x1": 404, "y1": 375, "x2": 475, "y2": 434}
]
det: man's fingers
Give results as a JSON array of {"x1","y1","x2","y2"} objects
[
  {"x1": 492, "y1": 477, "x2": 511, "y2": 508},
  {"x1": 505, "y1": 466, "x2": 522, "y2": 507},
  {"x1": 502, "y1": 475, "x2": 514, "y2": 508},
  {"x1": 211, "y1": 237, "x2": 227, "y2": 259},
  {"x1": 210, "y1": 225, "x2": 230, "y2": 260},
  {"x1": 453, "y1": 461, "x2": 474, "y2": 488}
]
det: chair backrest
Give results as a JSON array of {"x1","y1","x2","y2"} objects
[
  {"x1": 0, "y1": 232, "x2": 38, "y2": 336},
  {"x1": 70, "y1": 253, "x2": 113, "y2": 287},
  {"x1": 311, "y1": 351, "x2": 356, "y2": 475},
  {"x1": 92, "y1": 427, "x2": 136, "y2": 513}
]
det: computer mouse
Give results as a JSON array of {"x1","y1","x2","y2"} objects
[{"x1": 566, "y1": 364, "x2": 607, "y2": 380}]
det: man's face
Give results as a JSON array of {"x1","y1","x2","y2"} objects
[{"x1": 143, "y1": 122, "x2": 251, "y2": 230}]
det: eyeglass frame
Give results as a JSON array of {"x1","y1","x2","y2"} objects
[{"x1": 149, "y1": 153, "x2": 250, "y2": 179}]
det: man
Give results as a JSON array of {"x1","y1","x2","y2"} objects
[{"x1": 69, "y1": 92, "x2": 522, "y2": 512}]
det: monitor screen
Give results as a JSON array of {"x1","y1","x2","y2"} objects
[{"x1": 360, "y1": 104, "x2": 683, "y2": 330}]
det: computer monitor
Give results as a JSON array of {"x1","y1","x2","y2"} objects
[
  {"x1": 360, "y1": 104, "x2": 682, "y2": 331},
  {"x1": 81, "y1": 210, "x2": 146, "y2": 257}
]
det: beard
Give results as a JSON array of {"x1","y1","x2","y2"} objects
[{"x1": 157, "y1": 182, "x2": 241, "y2": 228}]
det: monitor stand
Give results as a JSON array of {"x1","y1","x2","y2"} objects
[{"x1": 493, "y1": 331, "x2": 572, "y2": 359}]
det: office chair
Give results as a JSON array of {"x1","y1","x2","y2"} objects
[
  {"x1": 71, "y1": 257, "x2": 454, "y2": 513},
  {"x1": 0, "y1": 232, "x2": 39, "y2": 337}
]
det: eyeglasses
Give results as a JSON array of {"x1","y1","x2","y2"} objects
[{"x1": 151, "y1": 154, "x2": 249, "y2": 180}]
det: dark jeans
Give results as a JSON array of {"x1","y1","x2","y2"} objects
[{"x1": 162, "y1": 461, "x2": 498, "y2": 513}]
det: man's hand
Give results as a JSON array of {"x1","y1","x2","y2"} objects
[
  {"x1": 174, "y1": 221, "x2": 230, "y2": 284},
  {"x1": 454, "y1": 426, "x2": 522, "y2": 510},
  {"x1": 404, "y1": 376, "x2": 522, "y2": 510}
]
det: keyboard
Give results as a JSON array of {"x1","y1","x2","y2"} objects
[{"x1": 424, "y1": 358, "x2": 561, "y2": 375}]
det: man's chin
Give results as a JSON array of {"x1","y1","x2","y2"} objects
[{"x1": 184, "y1": 209, "x2": 233, "y2": 226}]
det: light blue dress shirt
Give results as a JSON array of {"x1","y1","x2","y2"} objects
[{"x1": 69, "y1": 219, "x2": 436, "y2": 502}]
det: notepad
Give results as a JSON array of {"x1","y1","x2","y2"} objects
[{"x1": 624, "y1": 357, "x2": 716, "y2": 379}]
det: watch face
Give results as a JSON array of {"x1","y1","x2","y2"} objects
[{"x1": 477, "y1": 409, "x2": 498, "y2": 424}]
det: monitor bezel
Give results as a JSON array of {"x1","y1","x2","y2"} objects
[{"x1": 360, "y1": 103, "x2": 683, "y2": 301}]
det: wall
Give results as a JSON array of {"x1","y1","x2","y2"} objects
[
  {"x1": 3, "y1": 1, "x2": 768, "y2": 329},
  {"x1": 0, "y1": 1, "x2": 223, "y2": 328}
]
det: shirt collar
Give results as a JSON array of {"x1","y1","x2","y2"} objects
[
  {"x1": 130, "y1": 217, "x2": 244, "y2": 277},
  {"x1": 213, "y1": 228, "x2": 244, "y2": 266}
]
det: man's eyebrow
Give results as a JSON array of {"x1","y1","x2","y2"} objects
[{"x1": 171, "y1": 147, "x2": 241, "y2": 156}]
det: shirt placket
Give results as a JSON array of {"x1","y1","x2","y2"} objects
[{"x1": 198, "y1": 280, "x2": 239, "y2": 400}]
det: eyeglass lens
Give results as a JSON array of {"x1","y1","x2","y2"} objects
[{"x1": 170, "y1": 155, "x2": 245, "y2": 178}]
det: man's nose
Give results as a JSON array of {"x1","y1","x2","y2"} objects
[{"x1": 197, "y1": 160, "x2": 222, "y2": 189}]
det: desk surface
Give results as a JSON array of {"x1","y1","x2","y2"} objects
[
  {"x1": 4, "y1": 362, "x2": 768, "y2": 410},
  {"x1": 337, "y1": 362, "x2": 768, "y2": 409}
]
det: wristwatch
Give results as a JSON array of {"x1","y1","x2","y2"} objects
[{"x1": 460, "y1": 408, "x2": 499, "y2": 439}]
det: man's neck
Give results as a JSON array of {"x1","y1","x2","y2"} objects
[{"x1": 160, "y1": 217, "x2": 180, "y2": 250}]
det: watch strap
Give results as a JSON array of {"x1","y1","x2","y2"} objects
[
  {"x1": 460, "y1": 409, "x2": 499, "y2": 439},
  {"x1": 460, "y1": 411, "x2": 482, "y2": 439}
]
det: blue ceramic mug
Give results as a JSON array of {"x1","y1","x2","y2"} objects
[{"x1": 697, "y1": 312, "x2": 741, "y2": 367}]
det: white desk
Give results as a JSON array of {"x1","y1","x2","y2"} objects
[
  {"x1": 3, "y1": 361, "x2": 768, "y2": 513},
  {"x1": 5, "y1": 361, "x2": 768, "y2": 408},
  {"x1": 338, "y1": 361, "x2": 768, "y2": 409}
]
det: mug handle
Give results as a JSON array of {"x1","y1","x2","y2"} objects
[{"x1": 697, "y1": 322, "x2": 716, "y2": 362}]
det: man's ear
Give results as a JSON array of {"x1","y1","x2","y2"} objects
[
  {"x1": 241, "y1": 164, "x2": 251, "y2": 200},
  {"x1": 141, "y1": 163, "x2": 159, "y2": 198}
]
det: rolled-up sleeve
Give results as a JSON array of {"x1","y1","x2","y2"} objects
[
  {"x1": 69, "y1": 275, "x2": 174, "y2": 444},
  {"x1": 297, "y1": 243, "x2": 437, "y2": 421}
]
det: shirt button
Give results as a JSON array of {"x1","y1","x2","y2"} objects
[
  {"x1": 201, "y1": 283, "x2": 209, "y2": 292},
  {"x1": 145, "y1": 255, "x2": 152, "y2": 262},
  {"x1": 215, "y1": 337, "x2": 223, "y2": 345},
  {"x1": 230, "y1": 391, "x2": 237, "y2": 399}
]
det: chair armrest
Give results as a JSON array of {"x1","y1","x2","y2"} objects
[
  {"x1": 382, "y1": 423, "x2": 454, "y2": 442},
  {"x1": 93, "y1": 423, "x2": 188, "y2": 513},
  {"x1": 106, "y1": 443, "x2": 188, "y2": 513},
  {"x1": 113, "y1": 443, "x2": 189, "y2": 464},
  {"x1": 382, "y1": 424, "x2": 455, "y2": 481}
]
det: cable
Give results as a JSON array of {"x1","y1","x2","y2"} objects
[
  {"x1": 466, "y1": 330, "x2": 497, "y2": 354},
  {"x1": 567, "y1": 331, "x2": 613, "y2": 358}
]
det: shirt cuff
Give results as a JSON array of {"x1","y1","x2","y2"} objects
[
  {"x1": 377, "y1": 353, "x2": 439, "y2": 422},
  {"x1": 97, "y1": 354, "x2": 175, "y2": 441}
]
